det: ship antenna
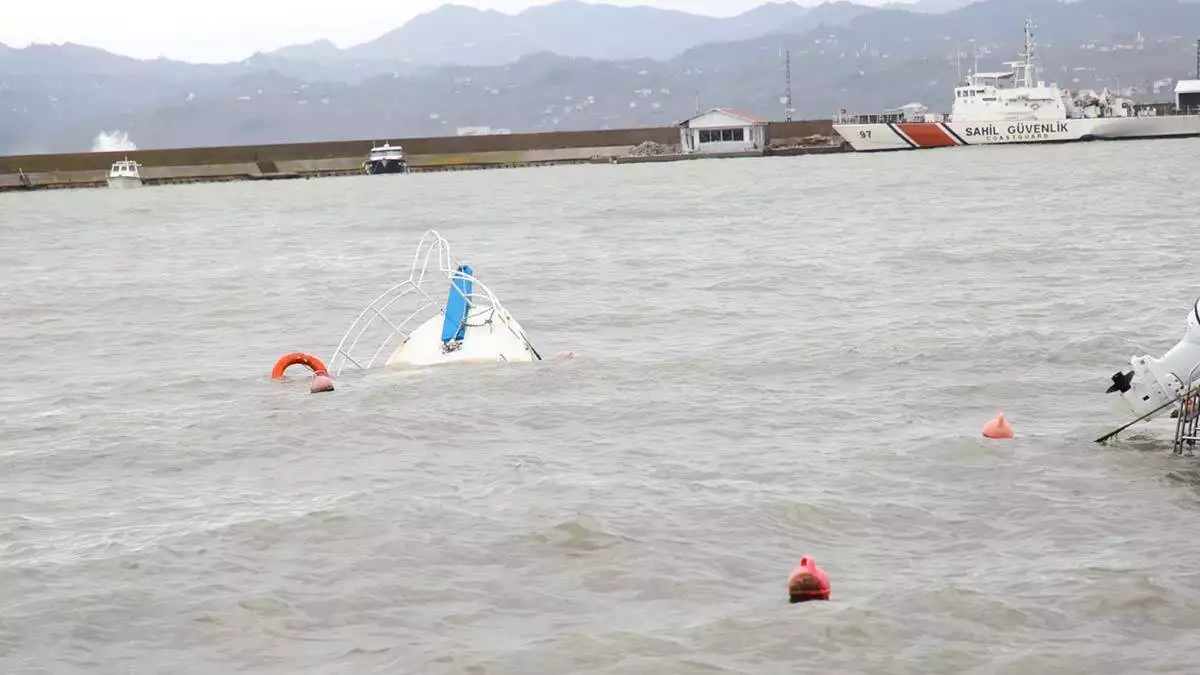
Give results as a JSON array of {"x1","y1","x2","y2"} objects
[
  {"x1": 784, "y1": 49, "x2": 794, "y2": 122},
  {"x1": 1023, "y1": 16, "x2": 1037, "y2": 88}
]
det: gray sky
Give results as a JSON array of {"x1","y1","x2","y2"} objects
[{"x1": 4, "y1": 0, "x2": 915, "y2": 63}]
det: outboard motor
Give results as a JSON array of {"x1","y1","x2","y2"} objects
[{"x1": 1108, "y1": 297, "x2": 1200, "y2": 419}]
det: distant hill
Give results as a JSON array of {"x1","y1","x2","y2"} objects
[
  {"x1": 884, "y1": 0, "x2": 982, "y2": 12},
  {"x1": 2, "y1": 0, "x2": 1199, "y2": 154},
  {"x1": 264, "y1": 40, "x2": 343, "y2": 63},
  {"x1": 777, "y1": 0, "x2": 880, "y2": 34},
  {"x1": 266, "y1": 0, "x2": 817, "y2": 67}
]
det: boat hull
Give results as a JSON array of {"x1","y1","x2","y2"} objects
[
  {"x1": 364, "y1": 160, "x2": 409, "y2": 175},
  {"x1": 106, "y1": 176, "x2": 144, "y2": 188},
  {"x1": 385, "y1": 310, "x2": 535, "y2": 368},
  {"x1": 833, "y1": 115, "x2": 1200, "y2": 152}
]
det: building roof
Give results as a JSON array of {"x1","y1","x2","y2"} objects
[
  {"x1": 1175, "y1": 80, "x2": 1200, "y2": 94},
  {"x1": 677, "y1": 107, "x2": 768, "y2": 127}
]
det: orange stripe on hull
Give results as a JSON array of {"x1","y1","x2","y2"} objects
[{"x1": 896, "y1": 123, "x2": 959, "y2": 148}]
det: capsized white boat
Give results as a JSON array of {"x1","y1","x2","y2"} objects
[
  {"x1": 1105, "y1": 297, "x2": 1200, "y2": 423},
  {"x1": 327, "y1": 229, "x2": 541, "y2": 376}
]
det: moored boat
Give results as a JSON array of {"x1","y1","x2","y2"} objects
[
  {"x1": 106, "y1": 158, "x2": 144, "y2": 188},
  {"x1": 363, "y1": 142, "x2": 410, "y2": 175}
]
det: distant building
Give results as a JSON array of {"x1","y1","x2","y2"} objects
[
  {"x1": 457, "y1": 126, "x2": 512, "y2": 136},
  {"x1": 1175, "y1": 80, "x2": 1200, "y2": 113},
  {"x1": 677, "y1": 108, "x2": 767, "y2": 154}
]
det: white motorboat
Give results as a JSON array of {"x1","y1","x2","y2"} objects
[
  {"x1": 362, "y1": 142, "x2": 410, "y2": 175},
  {"x1": 106, "y1": 158, "x2": 144, "y2": 188}
]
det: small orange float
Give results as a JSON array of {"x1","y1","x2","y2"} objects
[
  {"x1": 309, "y1": 371, "x2": 335, "y2": 394},
  {"x1": 271, "y1": 352, "x2": 329, "y2": 379},
  {"x1": 787, "y1": 556, "x2": 831, "y2": 603},
  {"x1": 982, "y1": 412, "x2": 1014, "y2": 439}
]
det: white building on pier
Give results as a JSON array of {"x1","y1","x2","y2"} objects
[{"x1": 678, "y1": 108, "x2": 767, "y2": 154}]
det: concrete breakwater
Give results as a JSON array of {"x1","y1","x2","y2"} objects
[{"x1": 0, "y1": 121, "x2": 843, "y2": 192}]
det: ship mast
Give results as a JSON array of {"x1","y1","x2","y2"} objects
[
  {"x1": 1020, "y1": 17, "x2": 1038, "y2": 89},
  {"x1": 784, "y1": 49, "x2": 794, "y2": 121}
]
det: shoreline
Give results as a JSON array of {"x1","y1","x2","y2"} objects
[{"x1": 0, "y1": 120, "x2": 846, "y2": 193}]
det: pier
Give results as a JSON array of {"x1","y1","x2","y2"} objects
[{"x1": 0, "y1": 120, "x2": 846, "y2": 193}]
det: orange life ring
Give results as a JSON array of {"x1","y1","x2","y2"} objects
[{"x1": 271, "y1": 352, "x2": 329, "y2": 379}]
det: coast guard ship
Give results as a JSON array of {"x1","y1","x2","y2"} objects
[{"x1": 833, "y1": 19, "x2": 1200, "y2": 152}]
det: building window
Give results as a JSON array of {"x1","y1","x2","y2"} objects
[{"x1": 698, "y1": 128, "x2": 745, "y2": 143}]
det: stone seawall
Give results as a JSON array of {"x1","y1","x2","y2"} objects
[
  {"x1": 0, "y1": 121, "x2": 841, "y2": 191},
  {"x1": 0, "y1": 127, "x2": 685, "y2": 174}
]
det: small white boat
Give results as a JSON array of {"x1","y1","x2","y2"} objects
[
  {"x1": 362, "y1": 142, "x2": 409, "y2": 175},
  {"x1": 327, "y1": 229, "x2": 540, "y2": 376},
  {"x1": 106, "y1": 158, "x2": 144, "y2": 188}
]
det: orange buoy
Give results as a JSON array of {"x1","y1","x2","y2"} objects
[
  {"x1": 309, "y1": 372, "x2": 335, "y2": 394},
  {"x1": 787, "y1": 556, "x2": 831, "y2": 603},
  {"x1": 271, "y1": 352, "x2": 329, "y2": 380},
  {"x1": 982, "y1": 412, "x2": 1014, "y2": 439}
]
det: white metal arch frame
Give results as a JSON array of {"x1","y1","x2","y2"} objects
[{"x1": 328, "y1": 229, "x2": 540, "y2": 376}]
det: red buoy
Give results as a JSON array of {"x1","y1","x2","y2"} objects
[
  {"x1": 271, "y1": 352, "x2": 329, "y2": 380},
  {"x1": 787, "y1": 556, "x2": 831, "y2": 603},
  {"x1": 982, "y1": 412, "x2": 1014, "y2": 439}
]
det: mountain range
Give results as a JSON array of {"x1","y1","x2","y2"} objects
[
  {"x1": 2, "y1": 0, "x2": 1199, "y2": 155},
  {"x1": 262, "y1": 0, "x2": 886, "y2": 67}
]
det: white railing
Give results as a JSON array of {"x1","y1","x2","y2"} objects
[
  {"x1": 833, "y1": 111, "x2": 950, "y2": 124},
  {"x1": 1173, "y1": 358, "x2": 1200, "y2": 455}
]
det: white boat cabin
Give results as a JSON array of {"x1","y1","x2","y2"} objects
[
  {"x1": 108, "y1": 159, "x2": 142, "y2": 178},
  {"x1": 367, "y1": 143, "x2": 406, "y2": 162},
  {"x1": 949, "y1": 70, "x2": 1073, "y2": 122}
]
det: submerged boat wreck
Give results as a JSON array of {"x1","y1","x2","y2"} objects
[
  {"x1": 327, "y1": 230, "x2": 541, "y2": 376},
  {"x1": 1106, "y1": 298, "x2": 1200, "y2": 419},
  {"x1": 1097, "y1": 297, "x2": 1200, "y2": 446}
]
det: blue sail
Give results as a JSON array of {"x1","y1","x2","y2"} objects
[{"x1": 441, "y1": 264, "x2": 473, "y2": 344}]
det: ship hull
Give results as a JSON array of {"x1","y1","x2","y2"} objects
[{"x1": 833, "y1": 115, "x2": 1200, "y2": 152}]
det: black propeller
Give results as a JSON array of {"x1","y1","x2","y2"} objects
[{"x1": 1107, "y1": 370, "x2": 1134, "y2": 394}]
